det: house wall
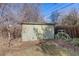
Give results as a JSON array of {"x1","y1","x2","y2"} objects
[{"x1": 22, "y1": 24, "x2": 54, "y2": 41}]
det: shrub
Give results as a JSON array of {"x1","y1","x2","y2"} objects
[
  {"x1": 55, "y1": 31, "x2": 71, "y2": 42},
  {"x1": 71, "y1": 38, "x2": 79, "y2": 47}
]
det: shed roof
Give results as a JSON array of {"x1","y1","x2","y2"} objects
[{"x1": 21, "y1": 22, "x2": 56, "y2": 25}]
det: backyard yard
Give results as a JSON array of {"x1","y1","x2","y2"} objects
[
  {"x1": 0, "y1": 38, "x2": 79, "y2": 56},
  {"x1": 0, "y1": 3, "x2": 79, "y2": 56}
]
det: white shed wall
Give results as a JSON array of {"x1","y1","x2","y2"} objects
[{"x1": 22, "y1": 24, "x2": 54, "y2": 41}]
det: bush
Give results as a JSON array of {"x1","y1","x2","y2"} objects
[
  {"x1": 71, "y1": 38, "x2": 79, "y2": 47},
  {"x1": 55, "y1": 31, "x2": 71, "y2": 42}
]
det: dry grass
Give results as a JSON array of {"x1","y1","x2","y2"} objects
[
  {"x1": 0, "y1": 39, "x2": 45, "y2": 56},
  {"x1": 0, "y1": 39, "x2": 78, "y2": 56}
]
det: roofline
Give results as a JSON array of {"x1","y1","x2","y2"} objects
[{"x1": 21, "y1": 22, "x2": 56, "y2": 25}]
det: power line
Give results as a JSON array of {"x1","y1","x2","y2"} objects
[
  {"x1": 52, "y1": 4, "x2": 73, "y2": 12},
  {"x1": 45, "y1": 3, "x2": 74, "y2": 18},
  {"x1": 45, "y1": 4, "x2": 73, "y2": 18}
]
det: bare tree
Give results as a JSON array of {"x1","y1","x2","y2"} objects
[
  {"x1": 19, "y1": 4, "x2": 43, "y2": 23},
  {"x1": 61, "y1": 8, "x2": 79, "y2": 25},
  {"x1": 50, "y1": 11, "x2": 60, "y2": 23},
  {"x1": 0, "y1": 3, "x2": 44, "y2": 47},
  {"x1": 0, "y1": 4, "x2": 21, "y2": 47}
]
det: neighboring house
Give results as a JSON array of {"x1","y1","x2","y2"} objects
[{"x1": 21, "y1": 22, "x2": 55, "y2": 41}]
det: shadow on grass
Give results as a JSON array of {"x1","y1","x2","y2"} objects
[{"x1": 38, "y1": 40, "x2": 76, "y2": 56}]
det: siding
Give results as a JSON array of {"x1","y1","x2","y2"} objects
[{"x1": 22, "y1": 24, "x2": 54, "y2": 41}]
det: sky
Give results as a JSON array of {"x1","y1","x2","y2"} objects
[
  {"x1": 1, "y1": 3, "x2": 79, "y2": 23},
  {"x1": 39, "y1": 3, "x2": 79, "y2": 22}
]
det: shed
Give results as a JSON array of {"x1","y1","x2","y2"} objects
[{"x1": 21, "y1": 22, "x2": 55, "y2": 41}]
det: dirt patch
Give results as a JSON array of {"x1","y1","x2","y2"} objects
[
  {"x1": 4, "y1": 46, "x2": 44, "y2": 56},
  {"x1": 0, "y1": 39, "x2": 78, "y2": 56},
  {"x1": 0, "y1": 39, "x2": 45, "y2": 56}
]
